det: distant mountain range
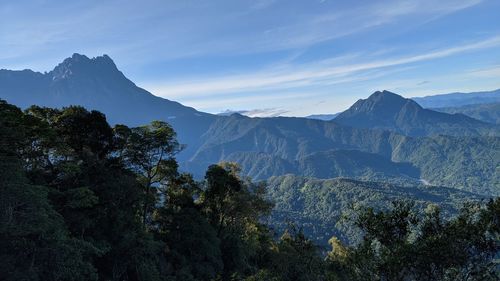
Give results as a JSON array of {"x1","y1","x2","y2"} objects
[
  {"x1": 432, "y1": 102, "x2": 500, "y2": 125},
  {"x1": 412, "y1": 89, "x2": 500, "y2": 108},
  {"x1": 305, "y1": 89, "x2": 500, "y2": 123},
  {"x1": 334, "y1": 90, "x2": 496, "y2": 137},
  {"x1": 1, "y1": 54, "x2": 498, "y2": 195},
  {"x1": 412, "y1": 89, "x2": 500, "y2": 125}
]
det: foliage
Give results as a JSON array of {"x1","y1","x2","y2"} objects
[
  {"x1": 327, "y1": 200, "x2": 500, "y2": 281},
  {"x1": 1, "y1": 100, "x2": 498, "y2": 281},
  {"x1": 266, "y1": 175, "x2": 481, "y2": 246}
]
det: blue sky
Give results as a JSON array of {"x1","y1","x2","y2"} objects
[{"x1": 1, "y1": 0, "x2": 499, "y2": 116}]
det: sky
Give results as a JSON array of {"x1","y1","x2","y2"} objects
[{"x1": 1, "y1": 0, "x2": 500, "y2": 117}]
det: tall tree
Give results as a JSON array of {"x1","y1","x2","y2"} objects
[
  {"x1": 0, "y1": 101, "x2": 98, "y2": 281},
  {"x1": 155, "y1": 173, "x2": 223, "y2": 281},
  {"x1": 326, "y1": 200, "x2": 500, "y2": 281},
  {"x1": 119, "y1": 120, "x2": 182, "y2": 227},
  {"x1": 201, "y1": 163, "x2": 273, "y2": 278}
]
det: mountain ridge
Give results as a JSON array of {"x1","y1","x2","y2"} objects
[
  {"x1": 1, "y1": 54, "x2": 499, "y2": 194},
  {"x1": 432, "y1": 102, "x2": 500, "y2": 125},
  {"x1": 412, "y1": 88, "x2": 500, "y2": 108},
  {"x1": 0, "y1": 53, "x2": 216, "y2": 161}
]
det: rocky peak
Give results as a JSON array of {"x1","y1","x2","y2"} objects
[{"x1": 51, "y1": 53, "x2": 119, "y2": 81}]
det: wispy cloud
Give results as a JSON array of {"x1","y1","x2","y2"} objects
[
  {"x1": 468, "y1": 64, "x2": 500, "y2": 78},
  {"x1": 1, "y1": 0, "x2": 497, "y2": 116},
  {"x1": 218, "y1": 108, "x2": 289, "y2": 118},
  {"x1": 0, "y1": 0, "x2": 485, "y2": 68},
  {"x1": 220, "y1": 0, "x2": 484, "y2": 55},
  {"x1": 147, "y1": 36, "x2": 500, "y2": 99}
]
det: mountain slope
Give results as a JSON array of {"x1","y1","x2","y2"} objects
[
  {"x1": 186, "y1": 113, "x2": 499, "y2": 194},
  {"x1": 0, "y1": 53, "x2": 216, "y2": 160},
  {"x1": 266, "y1": 175, "x2": 483, "y2": 246},
  {"x1": 298, "y1": 149, "x2": 419, "y2": 180},
  {"x1": 432, "y1": 102, "x2": 500, "y2": 125},
  {"x1": 1, "y1": 55, "x2": 498, "y2": 195},
  {"x1": 334, "y1": 90, "x2": 497, "y2": 137},
  {"x1": 412, "y1": 89, "x2": 500, "y2": 108}
]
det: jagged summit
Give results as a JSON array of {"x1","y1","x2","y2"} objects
[
  {"x1": 60, "y1": 53, "x2": 115, "y2": 66},
  {"x1": 51, "y1": 53, "x2": 119, "y2": 81},
  {"x1": 0, "y1": 53, "x2": 218, "y2": 163},
  {"x1": 0, "y1": 53, "x2": 213, "y2": 125}
]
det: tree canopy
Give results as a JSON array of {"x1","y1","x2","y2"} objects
[{"x1": 1, "y1": 100, "x2": 498, "y2": 281}]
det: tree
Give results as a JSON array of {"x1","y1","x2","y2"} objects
[
  {"x1": 268, "y1": 226, "x2": 327, "y2": 281},
  {"x1": 119, "y1": 120, "x2": 183, "y2": 227},
  {"x1": 201, "y1": 163, "x2": 273, "y2": 278},
  {"x1": 0, "y1": 101, "x2": 98, "y2": 281},
  {"x1": 155, "y1": 174, "x2": 223, "y2": 281},
  {"x1": 53, "y1": 106, "x2": 114, "y2": 159},
  {"x1": 326, "y1": 200, "x2": 500, "y2": 281},
  {"x1": 12, "y1": 105, "x2": 165, "y2": 280}
]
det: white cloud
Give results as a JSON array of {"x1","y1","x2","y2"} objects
[
  {"x1": 468, "y1": 65, "x2": 500, "y2": 78},
  {"x1": 147, "y1": 36, "x2": 500, "y2": 99},
  {"x1": 218, "y1": 108, "x2": 289, "y2": 118},
  {"x1": 0, "y1": 0, "x2": 485, "y2": 67}
]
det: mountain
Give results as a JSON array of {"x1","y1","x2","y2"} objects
[
  {"x1": 266, "y1": 175, "x2": 483, "y2": 246},
  {"x1": 297, "y1": 149, "x2": 419, "y2": 180},
  {"x1": 305, "y1": 89, "x2": 500, "y2": 122},
  {"x1": 412, "y1": 89, "x2": 500, "y2": 108},
  {"x1": 0, "y1": 53, "x2": 216, "y2": 160},
  {"x1": 432, "y1": 102, "x2": 500, "y2": 125},
  {"x1": 186, "y1": 113, "x2": 499, "y2": 194},
  {"x1": 305, "y1": 113, "x2": 339, "y2": 121},
  {"x1": 217, "y1": 149, "x2": 419, "y2": 182},
  {"x1": 334, "y1": 90, "x2": 497, "y2": 137},
  {"x1": 184, "y1": 113, "x2": 401, "y2": 177},
  {"x1": 1, "y1": 54, "x2": 498, "y2": 195}
]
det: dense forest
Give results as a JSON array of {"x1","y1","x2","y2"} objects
[
  {"x1": 266, "y1": 175, "x2": 484, "y2": 246},
  {"x1": 1, "y1": 100, "x2": 499, "y2": 281}
]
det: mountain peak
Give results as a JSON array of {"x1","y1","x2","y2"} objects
[
  {"x1": 70, "y1": 53, "x2": 90, "y2": 61},
  {"x1": 51, "y1": 53, "x2": 118, "y2": 81},
  {"x1": 65, "y1": 53, "x2": 115, "y2": 64},
  {"x1": 335, "y1": 90, "x2": 426, "y2": 131},
  {"x1": 372, "y1": 90, "x2": 394, "y2": 95},
  {"x1": 343, "y1": 90, "x2": 418, "y2": 117},
  {"x1": 370, "y1": 90, "x2": 400, "y2": 98},
  {"x1": 335, "y1": 90, "x2": 493, "y2": 136},
  {"x1": 365, "y1": 90, "x2": 413, "y2": 106}
]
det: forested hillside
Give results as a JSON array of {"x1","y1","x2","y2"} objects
[
  {"x1": 266, "y1": 175, "x2": 483, "y2": 246},
  {"x1": 2, "y1": 100, "x2": 499, "y2": 280},
  {"x1": 187, "y1": 113, "x2": 499, "y2": 194}
]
